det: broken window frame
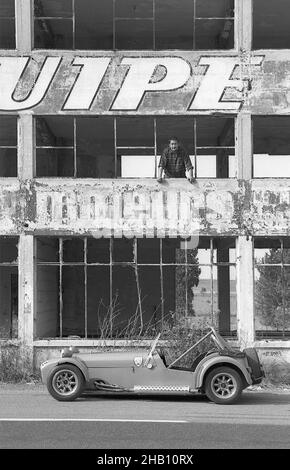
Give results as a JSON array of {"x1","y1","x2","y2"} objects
[
  {"x1": 0, "y1": 236, "x2": 19, "y2": 339},
  {"x1": 254, "y1": 237, "x2": 290, "y2": 338},
  {"x1": 34, "y1": 116, "x2": 236, "y2": 179},
  {"x1": 36, "y1": 236, "x2": 236, "y2": 339},
  {"x1": 33, "y1": 0, "x2": 235, "y2": 50},
  {"x1": 0, "y1": 0, "x2": 16, "y2": 49},
  {"x1": 0, "y1": 115, "x2": 18, "y2": 178}
]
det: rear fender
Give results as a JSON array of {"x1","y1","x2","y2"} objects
[
  {"x1": 56, "y1": 357, "x2": 90, "y2": 383},
  {"x1": 195, "y1": 356, "x2": 252, "y2": 389}
]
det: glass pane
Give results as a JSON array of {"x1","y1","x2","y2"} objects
[
  {"x1": 0, "y1": 149, "x2": 17, "y2": 177},
  {"x1": 213, "y1": 238, "x2": 236, "y2": 263},
  {"x1": 196, "y1": 0, "x2": 234, "y2": 18},
  {"x1": 34, "y1": 0, "x2": 72, "y2": 17},
  {"x1": 37, "y1": 237, "x2": 59, "y2": 262},
  {"x1": 162, "y1": 238, "x2": 182, "y2": 264},
  {"x1": 36, "y1": 149, "x2": 74, "y2": 177},
  {"x1": 75, "y1": 0, "x2": 113, "y2": 49},
  {"x1": 34, "y1": 19, "x2": 73, "y2": 48},
  {"x1": 254, "y1": 155, "x2": 290, "y2": 178},
  {"x1": 196, "y1": 117, "x2": 234, "y2": 147},
  {"x1": 191, "y1": 265, "x2": 215, "y2": 323},
  {"x1": 137, "y1": 238, "x2": 160, "y2": 264},
  {"x1": 0, "y1": 19, "x2": 15, "y2": 48},
  {"x1": 282, "y1": 267, "x2": 290, "y2": 331},
  {"x1": 156, "y1": 117, "x2": 195, "y2": 154},
  {"x1": 62, "y1": 266, "x2": 85, "y2": 337},
  {"x1": 282, "y1": 239, "x2": 290, "y2": 265},
  {"x1": 195, "y1": 18, "x2": 234, "y2": 49},
  {"x1": 36, "y1": 265, "x2": 59, "y2": 338},
  {"x1": 76, "y1": 117, "x2": 114, "y2": 178},
  {"x1": 255, "y1": 265, "x2": 284, "y2": 332},
  {"x1": 217, "y1": 265, "x2": 236, "y2": 334},
  {"x1": 254, "y1": 239, "x2": 282, "y2": 265},
  {"x1": 115, "y1": 19, "x2": 153, "y2": 49},
  {"x1": 115, "y1": 0, "x2": 153, "y2": 18},
  {"x1": 63, "y1": 238, "x2": 84, "y2": 262},
  {"x1": 253, "y1": 0, "x2": 290, "y2": 49},
  {"x1": 112, "y1": 265, "x2": 138, "y2": 336},
  {"x1": 87, "y1": 238, "x2": 110, "y2": 264},
  {"x1": 113, "y1": 238, "x2": 134, "y2": 262},
  {"x1": 87, "y1": 266, "x2": 110, "y2": 337},
  {"x1": 120, "y1": 154, "x2": 155, "y2": 177},
  {"x1": 155, "y1": 0, "x2": 193, "y2": 49},
  {"x1": 36, "y1": 117, "x2": 74, "y2": 147},
  {"x1": 139, "y1": 265, "x2": 162, "y2": 330},
  {"x1": 0, "y1": 237, "x2": 18, "y2": 263},
  {"x1": 0, "y1": 116, "x2": 17, "y2": 146},
  {"x1": 0, "y1": 0, "x2": 15, "y2": 17},
  {"x1": 196, "y1": 148, "x2": 235, "y2": 178},
  {"x1": 117, "y1": 117, "x2": 154, "y2": 147}
]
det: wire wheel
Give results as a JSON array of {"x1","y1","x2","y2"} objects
[
  {"x1": 205, "y1": 367, "x2": 243, "y2": 404},
  {"x1": 47, "y1": 365, "x2": 84, "y2": 401}
]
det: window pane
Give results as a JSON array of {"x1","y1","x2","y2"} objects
[
  {"x1": 87, "y1": 238, "x2": 110, "y2": 264},
  {"x1": 36, "y1": 117, "x2": 74, "y2": 147},
  {"x1": 191, "y1": 265, "x2": 215, "y2": 321},
  {"x1": 63, "y1": 238, "x2": 84, "y2": 262},
  {"x1": 196, "y1": 0, "x2": 234, "y2": 18},
  {"x1": 253, "y1": 117, "x2": 290, "y2": 177},
  {"x1": 113, "y1": 238, "x2": 134, "y2": 262},
  {"x1": 196, "y1": 148, "x2": 235, "y2": 178},
  {"x1": 36, "y1": 149, "x2": 74, "y2": 177},
  {"x1": 120, "y1": 153, "x2": 155, "y2": 177},
  {"x1": 137, "y1": 239, "x2": 160, "y2": 264},
  {"x1": 0, "y1": 116, "x2": 17, "y2": 146},
  {"x1": 117, "y1": 117, "x2": 154, "y2": 147},
  {"x1": 87, "y1": 266, "x2": 110, "y2": 337},
  {"x1": 213, "y1": 238, "x2": 236, "y2": 263},
  {"x1": 76, "y1": 117, "x2": 115, "y2": 178},
  {"x1": 0, "y1": 149, "x2": 17, "y2": 177},
  {"x1": 162, "y1": 238, "x2": 182, "y2": 264},
  {"x1": 34, "y1": 0, "x2": 72, "y2": 17},
  {"x1": 37, "y1": 238, "x2": 59, "y2": 262},
  {"x1": 254, "y1": 239, "x2": 282, "y2": 264},
  {"x1": 112, "y1": 265, "x2": 139, "y2": 335},
  {"x1": 115, "y1": 0, "x2": 153, "y2": 18},
  {"x1": 62, "y1": 266, "x2": 85, "y2": 337},
  {"x1": 139, "y1": 265, "x2": 162, "y2": 329},
  {"x1": 155, "y1": 0, "x2": 193, "y2": 49},
  {"x1": 0, "y1": 0, "x2": 15, "y2": 17},
  {"x1": 75, "y1": 0, "x2": 113, "y2": 49},
  {"x1": 195, "y1": 19, "x2": 234, "y2": 49},
  {"x1": 115, "y1": 19, "x2": 153, "y2": 49},
  {"x1": 196, "y1": 117, "x2": 235, "y2": 147},
  {"x1": 0, "y1": 237, "x2": 18, "y2": 263},
  {"x1": 0, "y1": 19, "x2": 15, "y2": 48},
  {"x1": 36, "y1": 265, "x2": 59, "y2": 338},
  {"x1": 255, "y1": 265, "x2": 284, "y2": 332},
  {"x1": 34, "y1": 19, "x2": 73, "y2": 48},
  {"x1": 253, "y1": 0, "x2": 290, "y2": 49}
]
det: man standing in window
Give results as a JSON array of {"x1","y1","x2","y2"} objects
[{"x1": 157, "y1": 137, "x2": 195, "y2": 183}]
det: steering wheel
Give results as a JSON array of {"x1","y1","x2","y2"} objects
[{"x1": 144, "y1": 333, "x2": 161, "y2": 367}]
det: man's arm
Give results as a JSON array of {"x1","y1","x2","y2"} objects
[
  {"x1": 157, "y1": 150, "x2": 167, "y2": 182},
  {"x1": 184, "y1": 152, "x2": 195, "y2": 183}
]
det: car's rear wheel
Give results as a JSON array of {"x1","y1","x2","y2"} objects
[
  {"x1": 204, "y1": 367, "x2": 243, "y2": 404},
  {"x1": 47, "y1": 364, "x2": 85, "y2": 401}
]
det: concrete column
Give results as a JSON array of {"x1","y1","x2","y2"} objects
[
  {"x1": 15, "y1": 0, "x2": 33, "y2": 52},
  {"x1": 18, "y1": 234, "x2": 35, "y2": 347},
  {"x1": 236, "y1": 0, "x2": 252, "y2": 51},
  {"x1": 236, "y1": 113, "x2": 252, "y2": 180},
  {"x1": 236, "y1": 236, "x2": 254, "y2": 346},
  {"x1": 18, "y1": 114, "x2": 34, "y2": 179}
]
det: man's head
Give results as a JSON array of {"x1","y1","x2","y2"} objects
[{"x1": 168, "y1": 137, "x2": 179, "y2": 151}]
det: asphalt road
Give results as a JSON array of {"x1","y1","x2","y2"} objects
[{"x1": 0, "y1": 384, "x2": 290, "y2": 450}]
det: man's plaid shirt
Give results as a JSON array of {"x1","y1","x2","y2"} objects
[{"x1": 158, "y1": 146, "x2": 193, "y2": 178}]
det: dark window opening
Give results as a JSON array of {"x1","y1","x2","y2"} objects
[
  {"x1": 253, "y1": 116, "x2": 290, "y2": 177},
  {"x1": 34, "y1": 0, "x2": 234, "y2": 50},
  {"x1": 0, "y1": 237, "x2": 18, "y2": 339},
  {"x1": 36, "y1": 236, "x2": 236, "y2": 339},
  {"x1": 0, "y1": 116, "x2": 17, "y2": 177},
  {"x1": 0, "y1": 0, "x2": 15, "y2": 49},
  {"x1": 254, "y1": 237, "x2": 290, "y2": 338},
  {"x1": 253, "y1": 0, "x2": 290, "y2": 49}
]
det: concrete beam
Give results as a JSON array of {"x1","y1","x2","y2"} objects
[
  {"x1": 18, "y1": 234, "x2": 35, "y2": 347},
  {"x1": 18, "y1": 114, "x2": 34, "y2": 179},
  {"x1": 236, "y1": 0, "x2": 252, "y2": 51},
  {"x1": 15, "y1": 0, "x2": 33, "y2": 53},
  {"x1": 236, "y1": 113, "x2": 252, "y2": 179}
]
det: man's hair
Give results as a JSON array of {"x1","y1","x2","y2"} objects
[{"x1": 169, "y1": 136, "x2": 179, "y2": 142}]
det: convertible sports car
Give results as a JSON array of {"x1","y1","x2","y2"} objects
[{"x1": 40, "y1": 327, "x2": 264, "y2": 404}]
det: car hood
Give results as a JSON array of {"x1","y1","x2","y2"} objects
[{"x1": 75, "y1": 349, "x2": 148, "y2": 368}]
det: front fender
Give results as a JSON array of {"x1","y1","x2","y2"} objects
[
  {"x1": 195, "y1": 356, "x2": 252, "y2": 389},
  {"x1": 56, "y1": 357, "x2": 90, "y2": 383}
]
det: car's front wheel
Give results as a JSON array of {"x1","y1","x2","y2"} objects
[
  {"x1": 204, "y1": 367, "x2": 243, "y2": 404},
  {"x1": 47, "y1": 364, "x2": 85, "y2": 401}
]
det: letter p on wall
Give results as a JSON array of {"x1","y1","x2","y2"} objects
[{"x1": 111, "y1": 57, "x2": 191, "y2": 110}]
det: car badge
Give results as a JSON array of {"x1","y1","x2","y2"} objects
[{"x1": 134, "y1": 357, "x2": 143, "y2": 367}]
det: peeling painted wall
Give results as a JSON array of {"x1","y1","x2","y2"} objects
[{"x1": 1, "y1": 179, "x2": 290, "y2": 237}]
